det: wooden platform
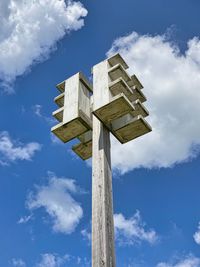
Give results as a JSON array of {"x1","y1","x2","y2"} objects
[
  {"x1": 128, "y1": 74, "x2": 144, "y2": 89},
  {"x1": 111, "y1": 115, "x2": 152, "y2": 143},
  {"x1": 93, "y1": 93, "x2": 135, "y2": 126},
  {"x1": 72, "y1": 140, "x2": 92, "y2": 160},
  {"x1": 109, "y1": 78, "x2": 133, "y2": 100},
  {"x1": 132, "y1": 100, "x2": 149, "y2": 117},
  {"x1": 51, "y1": 115, "x2": 92, "y2": 143},
  {"x1": 54, "y1": 93, "x2": 64, "y2": 107},
  {"x1": 56, "y1": 72, "x2": 93, "y2": 93},
  {"x1": 108, "y1": 53, "x2": 128, "y2": 69},
  {"x1": 56, "y1": 81, "x2": 65, "y2": 93},
  {"x1": 52, "y1": 107, "x2": 64, "y2": 122},
  {"x1": 129, "y1": 87, "x2": 147, "y2": 103},
  {"x1": 108, "y1": 64, "x2": 131, "y2": 83}
]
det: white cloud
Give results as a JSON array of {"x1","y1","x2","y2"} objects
[
  {"x1": 33, "y1": 104, "x2": 55, "y2": 125},
  {"x1": 193, "y1": 223, "x2": 200, "y2": 245},
  {"x1": 11, "y1": 258, "x2": 26, "y2": 267},
  {"x1": 27, "y1": 172, "x2": 83, "y2": 234},
  {"x1": 0, "y1": 0, "x2": 87, "y2": 92},
  {"x1": 0, "y1": 131, "x2": 41, "y2": 165},
  {"x1": 36, "y1": 253, "x2": 69, "y2": 267},
  {"x1": 33, "y1": 104, "x2": 42, "y2": 117},
  {"x1": 81, "y1": 228, "x2": 91, "y2": 242},
  {"x1": 17, "y1": 214, "x2": 32, "y2": 224},
  {"x1": 107, "y1": 31, "x2": 200, "y2": 173},
  {"x1": 157, "y1": 255, "x2": 200, "y2": 267},
  {"x1": 114, "y1": 210, "x2": 158, "y2": 246}
]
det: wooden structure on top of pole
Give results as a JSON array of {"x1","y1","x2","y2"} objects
[{"x1": 51, "y1": 53, "x2": 152, "y2": 267}]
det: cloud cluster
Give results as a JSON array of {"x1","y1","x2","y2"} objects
[
  {"x1": 107, "y1": 32, "x2": 200, "y2": 173},
  {"x1": 27, "y1": 172, "x2": 83, "y2": 234},
  {"x1": 157, "y1": 255, "x2": 200, "y2": 267},
  {"x1": 193, "y1": 223, "x2": 200, "y2": 245},
  {"x1": 0, "y1": 0, "x2": 87, "y2": 91},
  {"x1": 0, "y1": 131, "x2": 41, "y2": 165},
  {"x1": 114, "y1": 211, "x2": 158, "y2": 246},
  {"x1": 11, "y1": 258, "x2": 26, "y2": 267},
  {"x1": 36, "y1": 253, "x2": 69, "y2": 267}
]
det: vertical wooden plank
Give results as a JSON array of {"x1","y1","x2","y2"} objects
[{"x1": 92, "y1": 60, "x2": 116, "y2": 267}]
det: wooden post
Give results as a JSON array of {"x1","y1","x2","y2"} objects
[
  {"x1": 92, "y1": 60, "x2": 116, "y2": 267},
  {"x1": 92, "y1": 115, "x2": 116, "y2": 267}
]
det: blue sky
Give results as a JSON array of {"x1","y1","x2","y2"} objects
[{"x1": 0, "y1": 0, "x2": 200, "y2": 267}]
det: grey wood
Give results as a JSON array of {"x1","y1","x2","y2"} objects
[{"x1": 92, "y1": 115, "x2": 116, "y2": 267}]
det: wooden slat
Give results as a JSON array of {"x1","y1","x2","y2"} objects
[
  {"x1": 72, "y1": 140, "x2": 92, "y2": 160},
  {"x1": 132, "y1": 100, "x2": 149, "y2": 117},
  {"x1": 108, "y1": 53, "x2": 128, "y2": 69},
  {"x1": 111, "y1": 114, "x2": 152, "y2": 143},
  {"x1": 52, "y1": 107, "x2": 64, "y2": 122},
  {"x1": 51, "y1": 116, "x2": 91, "y2": 143},
  {"x1": 129, "y1": 87, "x2": 147, "y2": 103},
  {"x1": 109, "y1": 78, "x2": 133, "y2": 100},
  {"x1": 93, "y1": 93, "x2": 135, "y2": 126},
  {"x1": 56, "y1": 81, "x2": 65, "y2": 92},
  {"x1": 128, "y1": 74, "x2": 144, "y2": 89},
  {"x1": 54, "y1": 93, "x2": 64, "y2": 107},
  {"x1": 108, "y1": 64, "x2": 131, "y2": 83}
]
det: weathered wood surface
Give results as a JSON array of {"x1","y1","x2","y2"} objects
[
  {"x1": 92, "y1": 116, "x2": 116, "y2": 267},
  {"x1": 52, "y1": 72, "x2": 93, "y2": 143},
  {"x1": 111, "y1": 114, "x2": 152, "y2": 143},
  {"x1": 92, "y1": 60, "x2": 116, "y2": 267},
  {"x1": 93, "y1": 93, "x2": 135, "y2": 126}
]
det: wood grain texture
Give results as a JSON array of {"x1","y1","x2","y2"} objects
[{"x1": 92, "y1": 116, "x2": 116, "y2": 267}]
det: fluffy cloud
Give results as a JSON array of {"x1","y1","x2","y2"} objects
[
  {"x1": 11, "y1": 258, "x2": 26, "y2": 267},
  {"x1": 36, "y1": 253, "x2": 69, "y2": 267},
  {"x1": 157, "y1": 255, "x2": 200, "y2": 267},
  {"x1": 27, "y1": 172, "x2": 83, "y2": 234},
  {"x1": 0, "y1": 131, "x2": 41, "y2": 165},
  {"x1": 0, "y1": 0, "x2": 87, "y2": 91},
  {"x1": 107, "y1": 32, "x2": 200, "y2": 173},
  {"x1": 193, "y1": 223, "x2": 200, "y2": 245},
  {"x1": 114, "y1": 210, "x2": 158, "y2": 246}
]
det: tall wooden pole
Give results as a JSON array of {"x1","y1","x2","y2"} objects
[
  {"x1": 92, "y1": 116, "x2": 116, "y2": 267},
  {"x1": 92, "y1": 61, "x2": 116, "y2": 267}
]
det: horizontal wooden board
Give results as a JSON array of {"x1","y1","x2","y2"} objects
[
  {"x1": 132, "y1": 100, "x2": 149, "y2": 117},
  {"x1": 111, "y1": 115, "x2": 152, "y2": 143},
  {"x1": 54, "y1": 93, "x2": 64, "y2": 107},
  {"x1": 129, "y1": 88, "x2": 147, "y2": 103},
  {"x1": 52, "y1": 107, "x2": 64, "y2": 122},
  {"x1": 108, "y1": 64, "x2": 131, "y2": 83},
  {"x1": 109, "y1": 78, "x2": 133, "y2": 100},
  {"x1": 51, "y1": 117, "x2": 91, "y2": 143},
  {"x1": 107, "y1": 53, "x2": 128, "y2": 69},
  {"x1": 56, "y1": 81, "x2": 65, "y2": 92},
  {"x1": 128, "y1": 74, "x2": 144, "y2": 90},
  {"x1": 72, "y1": 140, "x2": 92, "y2": 160},
  {"x1": 93, "y1": 93, "x2": 135, "y2": 126}
]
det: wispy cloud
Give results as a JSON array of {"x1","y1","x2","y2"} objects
[
  {"x1": 11, "y1": 258, "x2": 26, "y2": 267},
  {"x1": 26, "y1": 172, "x2": 83, "y2": 234},
  {"x1": 194, "y1": 223, "x2": 200, "y2": 245},
  {"x1": 35, "y1": 253, "x2": 69, "y2": 267},
  {"x1": 0, "y1": 0, "x2": 87, "y2": 92},
  {"x1": 114, "y1": 210, "x2": 158, "y2": 246},
  {"x1": 157, "y1": 254, "x2": 200, "y2": 267},
  {"x1": 81, "y1": 228, "x2": 91, "y2": 243},
  {"x1": 32, "y1": 104, "x2": 55, "y2": 125},
  {"x1": 17, "y1": 214, "x2": 33, "y2": 224},
  {"x1": 107, "y1": 32, "x2": 200, "y2": 173},
  {"x1": 0, "y1": 131, "x2": 41, "y2": 165}
]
